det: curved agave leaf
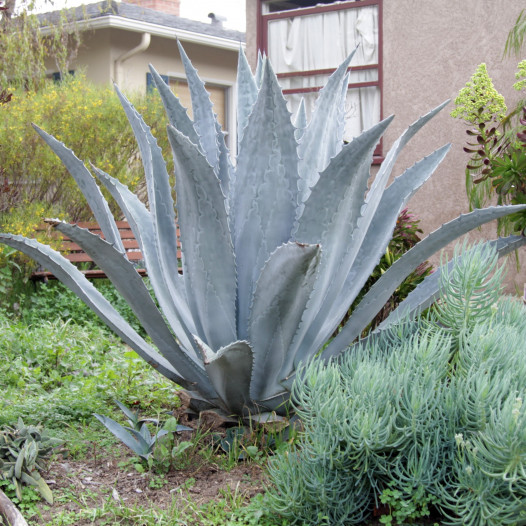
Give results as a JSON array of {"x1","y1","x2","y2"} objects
[
  {"x1": 297, "y1": 50, "x2": 356, "y2": 206},
  {"x1": 291, "y1": 116, "x2": 393, "y2": 365},
  {"x1": 214, "y1": 120, "x2": 233, "y2": 201},
  {"x1": 167, "y1": 125, "x2": 237, "y2": 351},
  {"x1": 324, "y1": 204, "x2": 526, "y2": 358},
  {"x1": 195, "y1": 337, "x2": 254, "y2": 415},
  {"x1": 249, "y1": 242, "x2": 321, "y2": 401},
  {"x1": 378, "y1": 235, "x2": 526, "y2": 330},
  {"x1": 255, "y1": 50, "x2": 266, "y2": 88},
  {"x1": 177, "y1": 40, "x2": 219, "y2": 169},
  {"x1": 91, "y1": 165, "x2": 198, "y2": 354},
  {"x1": 294, "y1": 98, "x2": 307, "y2": 142},
  {"x1": 114, "y1": 86, "x2": 182, "y2": 295},
  {"x1": 236, "y1": 45, "x2": 258, "y2": 149},
  {"x1": 93, "y1": 414, "x2": 151, "y2": 458},
  {"x1": 323, "y1": 144, "x2": 451, "y2": 339},
  {"x1": 148, "y1": 64, "x2": 200, "y2": 146},
  {"x1": 301, "y1": 104, "x2": 451, "y2": 359},
  {"x1": 32, "y1": 125, "x2": 124, "y2": 253},
  {"x1": 0, "y1": 234, "x2": 182, "y2": 384},
  {"x1": 233, "y1": 60, "x2": 299, "y2": 338},
  {"x1": 50, "y1": 221, "x2": 214, "y2": 395}
]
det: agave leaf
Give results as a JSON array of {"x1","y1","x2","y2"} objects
[
  {"x1": 93, "y1": 414, "x2": 150, "y2": 457},
  {"x1": 177, "y1": 40, "x2": 219, "y2": 169},
  {"x1": 214, "y1": 120, "x2": 233, "y2": 201},
  {"x1": 91, "y1": 165, "x2": 198, "y2": 355},
  {"x1": 167, "y1": 125, "x2": 237, "y2": 351},
  {"x1": 233, "y1": 60, "x2": 299, "y2": 338},
  {"x1": 249, "y1": 242, "x2": 321, "y2": 401},
  {"x1": 195, "y1": 338, "x2": 254, "y2": 415},
  {"x1": 323, "y1": 144, "x2": 452, "y2": 339},
  {"x1": 255, "y1": 50, "x2": 266, "y2": 88},
  {"x1": 114, "y1": 400, "x2": 139, "y2": 426},
  {"x1": 32, "y1": 125, "x2": 124, "y2": 253},
  {"x1": 324, "y1": 205, "x2": 526, "y2": 358},
  {"x1": 291, "y1": 116, "x2": 393, "y2": 365},
  {"x1": 297, "y1": 50, "x2": 356, "y2": 206},
  {"x1": 294, "y1": 98, "x2": 307, "y2": 142},
  {"x1": 303, "y1": 104, "x2": 451, "y2": 359},
  {"x1": 114, "y1": 87, "x2": 183, "y2": 293},
  {"x1": 148, "y1": 64, "x2": 200, "y2": 146},
  {"x1": 341, "y1": 102, "x2": 450, "y2": 282},
  {"x1": 236, "y1": 45, "x2": 259, "y2": 149},
  {"x1": 0, "y1": 234, "x2": 183, "y2": 383},
  {"x1": 50, "y1": 222, "x2": 211, "y2": 394},
  {"x1": 378, "y1": 235, "x2": 526, "y2": 329}
]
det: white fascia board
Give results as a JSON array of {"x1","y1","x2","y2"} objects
[{"x1": 40, "y1": 15, "x2": 245, "y2": 51}]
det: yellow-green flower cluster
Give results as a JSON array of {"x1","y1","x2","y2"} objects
[
  {"x1": 451, "y1": 63, "x2": 507, "y2": 124},
  {"x1": 513, "y1": 59, "x2": 526, "y2": 91}
]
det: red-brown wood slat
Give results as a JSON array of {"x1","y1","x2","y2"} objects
[{"x1": 31, "y1": 221, "x2": 182, "y2": 281}]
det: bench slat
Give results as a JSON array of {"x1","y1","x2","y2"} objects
[{"x1": 31, "y1": 221, "x2": 181, "y2": 281}]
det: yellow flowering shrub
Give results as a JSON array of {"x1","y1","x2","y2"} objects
[{"x1": 0, "y1": 73, "x2": 169, "y2": 224}]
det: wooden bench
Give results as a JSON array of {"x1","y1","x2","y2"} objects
[{"x1": 31, "y1": 221, "x2": 177, "y2": 281}]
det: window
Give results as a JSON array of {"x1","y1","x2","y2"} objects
[{"x1": 258, "y1": 0, "x2": 382, "y2": 155}]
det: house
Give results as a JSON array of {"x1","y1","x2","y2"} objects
[
  {"x1": 246, "y1": 0, "x2": 526, "y2": 291},
  {"x1": 39, "y1": 0, "x2": 245, "y2": 151}
]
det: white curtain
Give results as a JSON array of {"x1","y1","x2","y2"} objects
[{"x1": 268, "y1": 5, "x2": 380, "y2": 141}]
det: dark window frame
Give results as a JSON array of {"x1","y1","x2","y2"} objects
[{"x1": 257, "y1": 0, "x2": 383, "y2": 161}]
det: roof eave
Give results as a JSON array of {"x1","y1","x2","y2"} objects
[{"x1": 40, "y1": 14, "x2": 244, "y2": 51}]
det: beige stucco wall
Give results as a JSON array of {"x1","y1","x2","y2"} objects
[{"x1": 246, "y1": 0, "x2": 526, "y2": 294}]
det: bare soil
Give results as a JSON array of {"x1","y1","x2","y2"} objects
[{"x1": 31, "y1": 409, "x2": 267, "y2": 525}]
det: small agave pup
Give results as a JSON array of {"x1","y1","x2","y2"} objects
[{"x1": 1, "y1": 43, "x2": 526, "y2": 418}]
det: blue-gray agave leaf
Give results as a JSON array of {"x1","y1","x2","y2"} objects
[
  {"x1": 50, "y1": 221, "x2": 212, "y2": 395},
  {"x1": 32, "y1": 126, "x2": 124, "y2": 253},
  {"x1": 148, "y1": 64, "x2": 200, "y2": 146},
  {"x1": 195, "y1": 337, "x2": 253, "y2": 415},
  {"x1": 90, "y1": 165, "x2": 197, "y2": 354},
  {"x1": 297, "y1": 50, "x2": 356, "y2": 206},
  {"x1": 324, "y1": 206, "x2": 526, "y2": 358},
  {"x1": 377, "y1": 235, "x2": 526, "y2": 330},
  {"x1": 248, "y1": 242, "x2": 321, "y2": 402},
  {"x1": 233, "y1": 60, "x2": 298, "y2": 338},
  {"x1": 114, "y1": 87, "x2": 182, "y2": 295},
  {"x1": 177, "y1": 40, "x2": 219, "y2": 170},
  {"x1": 167, "y1": 124, "x2": 237, "y2": 351},
  {"x1": 236, "y1": 46, "x2": 259, "y2": 149}
]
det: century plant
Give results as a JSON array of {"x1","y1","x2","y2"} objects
[{"x1": 1, "y1": 43, "x2": 526, "y2": 418}]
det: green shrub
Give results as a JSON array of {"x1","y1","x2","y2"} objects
[
  {"x1": 0, "y1": 317, "x2": 177, "y2": 427},
  {"x1": 265, "y1": 243, "x2": 526, "y2": 525},
  {"x1": 0, "y1": 73, "x2": 169, "y2": 224}
]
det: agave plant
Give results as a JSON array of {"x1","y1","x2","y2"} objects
[{"x1": 1, "y1": 43, "x2": 525, "y2": 418}]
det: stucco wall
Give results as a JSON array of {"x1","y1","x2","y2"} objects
[
  {"x1": 246, "y1": 0, "x2": 526, "y2": 293},
  {"x1": 382, "y1": 1, "x2": 525, "y2": 292}
]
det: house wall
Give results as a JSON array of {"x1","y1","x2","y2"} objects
[
  {"x1": 246, "y1": 0, "x2": 526, "y2": 293},
  {"x1": 45, "y1": 27, "x2": 240, "y2": 150}
]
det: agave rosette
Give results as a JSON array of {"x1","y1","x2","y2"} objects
[{"x1": 2, "y1": 43, "x2": 526, "y2": 417}]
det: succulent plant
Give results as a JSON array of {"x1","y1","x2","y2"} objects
[
  {"x1": 1, "y1": 44, "x2": 525, "y2": 418},
  {"x1": 0, "y1": 419, "x2": 62, "y2": 504}
]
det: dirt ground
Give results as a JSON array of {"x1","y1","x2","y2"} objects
[{"x1": 32, "y1": 409, "x2": 268, "y2": 525}]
